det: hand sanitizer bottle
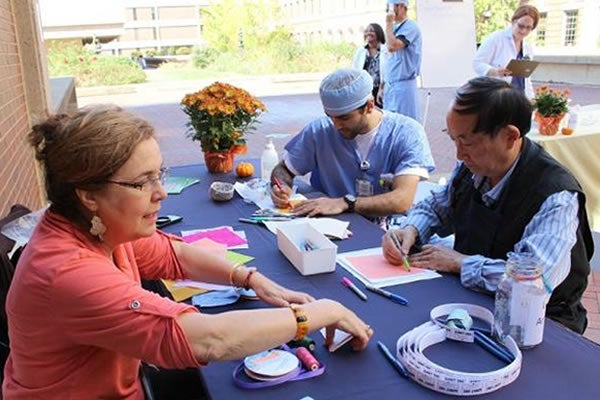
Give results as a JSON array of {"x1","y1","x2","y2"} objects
[{"x1": 261, "y1": 138, "x2": 279, "y2": 181}]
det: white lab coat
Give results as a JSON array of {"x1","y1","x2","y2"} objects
[
  {"x1": 352, "y1": 45, "x2": 389, "y2": 84},
  {"x1": 473, "y1": 27, "x2": 535, "y2": 98}
]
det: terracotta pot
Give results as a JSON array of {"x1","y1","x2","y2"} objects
[
  {"x1": 535, "y1": 112, "x2": 565, "y2": 136},
  {"x1": 203, "y1": 150, "x2": 234, "y2": 173}
]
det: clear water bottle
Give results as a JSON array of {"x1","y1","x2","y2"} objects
[
  {"x1": 493, "y1": 252, "x2": 548, "y2": 348},
  {"x1": 568, "y1": 105, "x2": 580, "y2": 131},
  {"x1": 260, "y1": 138, "x2": 279, "y2": 181}
]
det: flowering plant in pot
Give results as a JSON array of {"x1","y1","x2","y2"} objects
[
  {"x1": 181, "y1": 82, "x2": 266, "y2": 172},
  {"x1": 532, "y1": 85, "x2": 569, "y2": 135}
]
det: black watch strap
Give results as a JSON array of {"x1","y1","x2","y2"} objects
[{"x1": 343, "y1": 195, "x2": 356, "y2": 213}]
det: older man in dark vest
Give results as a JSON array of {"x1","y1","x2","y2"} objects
[{"x1": 383, "y1": 77, "x2": 593, "y2": 333}]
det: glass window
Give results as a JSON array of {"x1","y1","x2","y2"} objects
[
  {"x1": 536, "y1": 12, "x2": 547, "y2": 46},
  {"x1": 564, "y1": 10, "x2": 578, "y2": 46}
]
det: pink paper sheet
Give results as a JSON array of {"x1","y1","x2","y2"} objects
[
  {"x1": 182, "y1": 227, "x2": 247, "y2": 248},
  {"x1": 345, "y1": 254, "x2": 427, "y2": 280}
]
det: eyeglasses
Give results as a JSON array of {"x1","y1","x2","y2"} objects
[
  {"x1": 516, "y1": 22, "x2": 534, "y2": 31},
  {"x1": 104, "y1": 167, "x2": 169, "y2": 192}
]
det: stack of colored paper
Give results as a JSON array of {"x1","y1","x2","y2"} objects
[{"x1": 336, "y1": 247, "x2": 440, "y2": 288}]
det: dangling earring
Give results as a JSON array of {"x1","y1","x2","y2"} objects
[{"x1": 90, "y1": 214, "x2": 106, "y2": 241}]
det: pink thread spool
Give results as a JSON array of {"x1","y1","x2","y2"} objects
[{"x1": 296, "y1": 347, "x2": 319, "y2": 371}]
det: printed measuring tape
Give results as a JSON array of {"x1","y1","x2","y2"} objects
[{"x1": 395, "y1": 304, "x2": 522, "y2": 396}]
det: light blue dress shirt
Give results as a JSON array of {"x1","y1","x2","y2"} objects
[{"x1": 401, "y1": 160, "x2": 579, "y2": 294}]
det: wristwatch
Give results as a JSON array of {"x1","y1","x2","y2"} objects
[{"x1": 343, "y1": 194, "x2": 357, "y2": 213}]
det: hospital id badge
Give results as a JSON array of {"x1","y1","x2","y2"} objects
[{"x1": 355, "y1": 178, "x2": 373, "y2": 196}]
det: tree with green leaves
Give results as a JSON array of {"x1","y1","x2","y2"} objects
[
  {"x1": 474, "y1": 0, "x2": 519, "y2": 43},
  {"x1": 201, "y1": 0, "x2": 287, "y2": 53}
]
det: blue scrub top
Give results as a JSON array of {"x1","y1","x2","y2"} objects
[{"x1": 284, "y1": 111, "x2": 435, "y2": 197}]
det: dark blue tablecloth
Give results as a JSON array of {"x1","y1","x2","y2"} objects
[{"x1": 161, "y1": 163, "x2": 600, "y2": 400}]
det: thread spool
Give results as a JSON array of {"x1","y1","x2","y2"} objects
[
  {"x1": 295, "y1": 347, "x2": 319, "y2": 371},
  {"x1": 446, "y1": 308, "x2": 473, "y2": 330}
]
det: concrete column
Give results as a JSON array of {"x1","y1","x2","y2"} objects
[
  {"x1": 12, "y1": 0, "x2": 51, "y2": 123},
  {"x1": 11, "y1": 0, "x2": 51, "y2": 209}
]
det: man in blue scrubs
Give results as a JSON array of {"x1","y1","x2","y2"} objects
[
  {"x1": 383, "y1": 0, "x2": 422, "y2": 121},
  {"x1": 270, "y1": 68, "x2": 434, "y2": 223}
]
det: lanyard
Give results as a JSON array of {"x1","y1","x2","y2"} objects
[{"x1": 352, "y1": 136, "x2": 374, "y2": 173}]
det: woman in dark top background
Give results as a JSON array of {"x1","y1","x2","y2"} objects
[{"x1": 353, "y1": 23, "x2": 387, "y2": 107}]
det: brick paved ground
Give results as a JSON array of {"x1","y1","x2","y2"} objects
[{"x1": 78, "y1": 76, "x2": 600, "y2": 344}]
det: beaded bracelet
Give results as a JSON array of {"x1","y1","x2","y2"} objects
[
  {"x1": 243, "y1": 268, "x2": 257, "y2": 290},
  {"x1": 290, "y1": 305, "x2": 309, "y2": 341},
  {"x1": 228, "y1": 263, "x2": 244, "y2": 286}
]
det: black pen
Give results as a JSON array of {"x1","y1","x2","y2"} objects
[
  {"x1": 365, "y1": 284, "x2": 408, "y2": 305},
  {"x1": 377, "y1": 341, "x2": 409, "y2": 378}
]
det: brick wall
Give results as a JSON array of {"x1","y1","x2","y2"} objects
[{"x1": 0, "y1": 0, "x2": 45, "y2": 217}]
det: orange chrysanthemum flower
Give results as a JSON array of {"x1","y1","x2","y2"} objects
[
  {"x1": 532, "y1": 85, "x2": 569, "y2": 117},
  {"x1": 181, "y1": 82, "x2": 267, "y2": 152}
]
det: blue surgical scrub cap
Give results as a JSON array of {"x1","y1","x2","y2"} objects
[{"x1": 319, "y1": 68, "x2": 373, "y2": 117}]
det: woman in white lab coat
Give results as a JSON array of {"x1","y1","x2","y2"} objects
[{"x1": 473, "y1": 5, "x2": 539, "y2": 98}]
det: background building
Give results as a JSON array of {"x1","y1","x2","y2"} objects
[
  {"x1": 279, "y1": 0, "x2": 599, "y2": 54},
  {"x1": 278, "y1": 0, "x2": 386, "y2": 45},
  {"x1": 38, "y1": 0, "x2": 125, "y2": 49},
  {"x1": 111, "y1": 0, "x2": 208, "y2": 54},
  {"x1": 37, "y1": 0, "x2": 599, "y2": 55},
  {"x1": 38, "y1": 0, "x2": 209, "y2": 55},
  {"x1": 533, "y1": 0, "x2": 599, "y2": 54}
]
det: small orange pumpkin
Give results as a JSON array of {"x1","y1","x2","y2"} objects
[
  {"x1": 561, "y1": 127, "x2": 574, "y2": 135},
  {"x1": 236, "y1": 162, "x2": 254, "y2": 178}
]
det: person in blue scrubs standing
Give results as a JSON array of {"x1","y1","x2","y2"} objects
[{"x1": 382, "y1": 0, "x2": 422, "y2": 122}]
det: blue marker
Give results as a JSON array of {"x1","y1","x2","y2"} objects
[
  {"x1": 473, "y1": 331, "x2": 515, "y2": 364},
  {"x1": 445, "y1": 312, "x2": 515, "y2": 364},
  {"x1": 377, "y1": 341, "x2": 408, "y2": 378},
  {"x1": 365, "y1": 284, "x2": 408, "y2": 305}
]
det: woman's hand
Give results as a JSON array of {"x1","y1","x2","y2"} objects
[
  {"x1": 382, "y1": 227, "x2": 417, "y2": 265},
  {"x1": 376, "y1": 89, "x2": 384, "y2": 107},
  {"x1": 321, "y1": 300, "x2": 373, "y2": 351},
  {"x1": 250, "y1": 273, "x2": 314, "y2": 307},
  {"x1": 488, "y1": 68, "x2": 512, "y2": 78}
]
